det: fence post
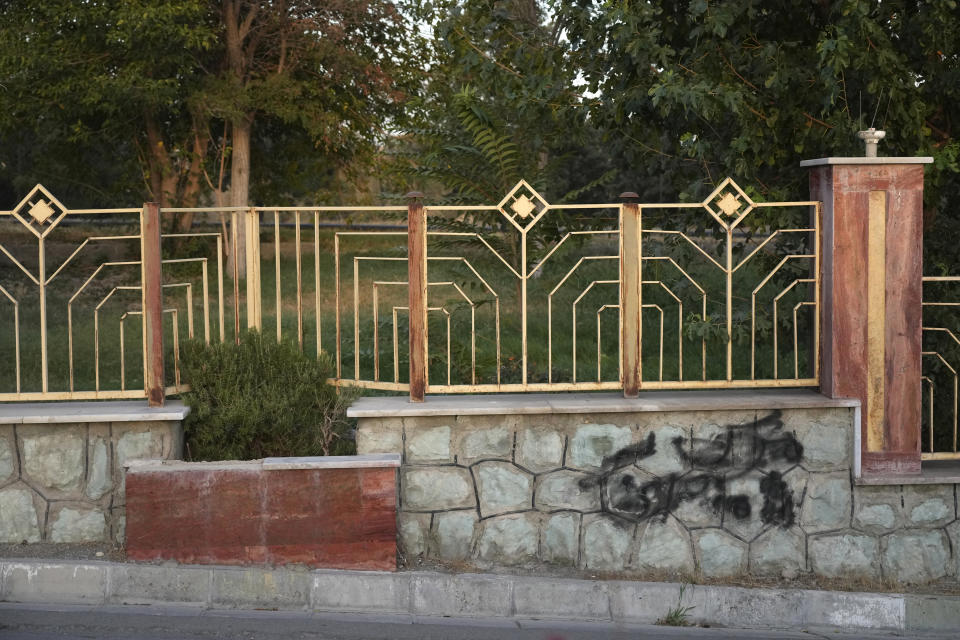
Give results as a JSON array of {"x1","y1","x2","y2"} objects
[
  {"x1": 620, "y1": 192, "x2": 642, "y2": 397},
  {"x1": 804, "y1": 144, "x2": 933, "y2": 477},
  {"x1": 244, "y1": 207, "x2": 262, "y2": 330},
  {"x1": 141, "y1": 202, "x2": 165, "y2": 407},
  {"x1": 407, "y1": 191, "x2": 427, "y2": 402}
]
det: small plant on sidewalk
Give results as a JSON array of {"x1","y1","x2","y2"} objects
[
  {"x1": 179, "y1": 330, "x2": 357, "y2": 460},
  {"x1": 656, "y1": 583, "x2": 695, "y2": 627}
]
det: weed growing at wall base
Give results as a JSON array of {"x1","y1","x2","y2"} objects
[
  {"x1": 179, "y1": 330, "x2": 356, "y2": 460},
  {"x1": 656, "y1": 584, "x2": 695, "y2": 627}
]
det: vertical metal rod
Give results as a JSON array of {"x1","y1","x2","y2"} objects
[
  {"x1": 141, "y1": 202, "x2": 165, "y2": 406},
  {"x1": 94, "y1": 310, "x2": 100, "y2": 391},
  {"x1": 315, "y1": 212, "x2": 322, "y2": 359},
  {"x1": 620, "y1": 194, "x2": 641, "y2": 397},
  {"x1": 407, "y1": 192, "x2": 427, "y2": 402},
  {"x1": 726, "y1": 228, "x2": 733, "y2": 381},
  {"x1": 38, "y1": 237, "x2": 47, "y2": 393},
  {"x1": 373, "y1": 284, "x2": 380, "y2": 381},
  {"x1": 245, "y1": 207, "x2": 262, "y2": 330},
  {"x1": 814, "y1": 202, "x2": 822, "y2": 384},
  {"x1": 231, "y1": 212, "x2": 240, "y2": 343},
  {"x1": 186, "y1": 283, "x2": 194, "y2": 339},
  {"x1": 201, "y1": 261, "x2": 210, "y2": 343},
  {"x1": 216, "y1": 235, "x2": 225, "y2": 342},
  {"x1": 521, "y1": 228, "x2": 528, "y2": 386},
  {"x1": 335, "y1": 234, "x2": 341, "y2": 378},
  {"x1": 119, "y1": 318, "x2": 126, "y2": 391},
  {"x1": 274, "y1": 210, "x2": 281, "y2": 342},
  {"x1": 353, "y1": 258, "x2": 360, "y2": 380},
  {"x1": 392, "y1": 307, "x2": 399, "y2": 384},
  {"x1": 295, "y1": 210, "x2": 303, "y2": 351}
]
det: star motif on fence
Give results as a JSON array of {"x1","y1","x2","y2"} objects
[
  {"x1": 28, "y1": 199, "x2": 56, "y2": 224},
  {"x1": 511, "y1": 194, "x2": 536, "y2": 220},
  {"x1": 715, "y1": 192, "x2": 741, "y2": 217}
]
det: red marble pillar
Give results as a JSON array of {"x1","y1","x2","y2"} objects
[{"x1": 803, "y1": 157, "x2": 932, "y2": 476}]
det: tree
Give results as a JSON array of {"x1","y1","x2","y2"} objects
[
  {"x1": 0, "y1": 1, "x2": 217, "y2": 209},
  {"x1": 560, "y1": 0, "x2": 960, "y2": 265},
  {"x1": 393, "y1": 0, "x2": 620, "y2": 205},
  {"x1": 0, "y1": 1, "x2": 420, "y2": 271}
]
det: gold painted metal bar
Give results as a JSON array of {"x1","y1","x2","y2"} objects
[
  {"x1": 232, "y1": 211, "x2": 240, "y2": 343},
  {"x1": 200, "y1": 260, "x2": 210, "y2": 343},
  {"x1": 866, "y1": 190, "x2": 887, "y2": 451},
  {"x1": 0, "y1": 285, "x2": 20, "y2": 393},
  {"x1": 922, "y1": 376, "x2": 934, "y2": 452},
  {"x1": 315, "y1": 212, "x2": 322, "y2": 358},
  {"x1": 217, "y1": 235, "x2": 225, "y2": 342},
  {"x1": 373, "y1": 283, "x2": 380, "y2": 381},
  {"x1": 275, "y1": 210, "x2": 282, "y2": 342},
  {"x1": 335, "y1": 233, "x2": 341, "y2": 378},
  {"x1": 38, "y1": 236, "x2": 47, "y2": 393},
  {"x1": 354, "y1": 257, "x2": 360, "y2": 381},
  {"x1": 521, "y1": 228, "x2": 528, "y2": 386},
  {"x1": 921, "y1": 452, "x2": 960, "y2": 461},
  {"x1": 814, "y1": 202, "x2": 822, "y2": 384},
  {"x1": 245, "y1": 207, "x2": 262, "y2": 330},
  {"x1": 295, "y1": 210, "x2": 303, "y2": 351},
  {"x1": 725, "y1": 229, "x2": 733, "y2": 382}
]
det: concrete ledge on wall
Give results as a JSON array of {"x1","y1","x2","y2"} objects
[
  {"x1": 347, "y1": 389, "x2": 860, "y2": 417},
  {"x1": 124, "y1": 455, "x2": 400, "y2": 571},
  {"x1": 0, "y1": 399, "x2": 190, "y2": 424}
]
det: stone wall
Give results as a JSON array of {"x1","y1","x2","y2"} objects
[
  {"x1": 0, "y1": 403, "x2": 185, "y2": 545},
  {"x1": 354, "y1": 394, "x2": 960, "y2": 584}
]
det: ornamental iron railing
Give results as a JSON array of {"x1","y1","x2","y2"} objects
[{"x1": 0, "y1": 180, "x2": 821, "y2": 403}]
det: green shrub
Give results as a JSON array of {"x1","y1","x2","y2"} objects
[{"x1": 179, "y1": 330, "x2": 357, "y2": 461}]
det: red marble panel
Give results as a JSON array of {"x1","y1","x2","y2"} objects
[{"x1": 125, "y1": 465, "x2": 397, "y2": 570}]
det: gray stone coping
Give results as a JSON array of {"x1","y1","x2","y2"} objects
[
  {"x1": 800, "y1": 156, "x2": 934, "y2": 166},
  {"x1": 0, "y1": 400, "x2": 190, "y2": 424},
  {"x1": 124, "y1": 454, "x2": 400, "y2": 472},
  {"x1": 347, "y1": 390, "x2": 859, "y2": 418},
  {"x1": 1, "y1": 559, "x2": 958, "y2": 633}
]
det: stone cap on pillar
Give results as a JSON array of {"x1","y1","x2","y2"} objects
[{"x1": 800, "y1": 157, "x2": 933, "y2": 167}]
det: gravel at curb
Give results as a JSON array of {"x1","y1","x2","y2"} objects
[{"x1": 1, "y1": 559, "x2": 958, "y2": 634}]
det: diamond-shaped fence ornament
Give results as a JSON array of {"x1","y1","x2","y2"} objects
[
  {"x1": 511, "y1": 194, "x2": 536, "y2": 220},
  {"x1": 497, "y1": 180, "x2": 549, "y2": 231},
  {"x1": 28, "y1": 199, "x2": 56, "y2": 224},
  {"x1": 12, "y1": 184, "x2": 68, "y2": 234}
]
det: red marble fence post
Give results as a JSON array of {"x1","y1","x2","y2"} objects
[{"x1": 804, "y1": 156, "x2": 932, "y2": 476}]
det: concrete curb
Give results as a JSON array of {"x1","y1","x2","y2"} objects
[{"x1": 1, "y1": 559, "x2": 958, "y2": 633}]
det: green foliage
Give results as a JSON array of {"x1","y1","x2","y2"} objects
[
  {"x1": 561, "y1": 0, "x2": 960, "y2": 267},
  {"x1": 656, "y1": 583, "x2": 695, "y2": 627},
  {"x1": 179, "y1": 330, "x2": 356, "y2": 461}
]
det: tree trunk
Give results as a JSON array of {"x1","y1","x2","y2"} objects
[{"x1": 229, "y1": 113, "x2": 255, "y2": 278}]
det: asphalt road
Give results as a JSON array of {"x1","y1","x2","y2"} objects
[{"x1": 1, "y1": 604, "x2": 956, "y2": 640}]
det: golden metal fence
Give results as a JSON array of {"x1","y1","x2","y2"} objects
[
  {"x1": 921, "y1": 276, "x2": 960, "y2": 460},
  {"x1": 0, "y1": 180, "x2": 821, "y2": 403}
]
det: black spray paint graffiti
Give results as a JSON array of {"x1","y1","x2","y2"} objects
[{"x1": 578, "y1": 410, "x2": 803, "y2": 526}]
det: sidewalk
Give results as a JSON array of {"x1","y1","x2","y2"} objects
[{"x1": 1, "y1": 558, "x2": 958, "y2": 635}]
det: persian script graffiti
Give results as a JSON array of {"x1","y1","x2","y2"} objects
[{"x1": 578, "y1": 411, "x2": 803, "y2": 526}]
